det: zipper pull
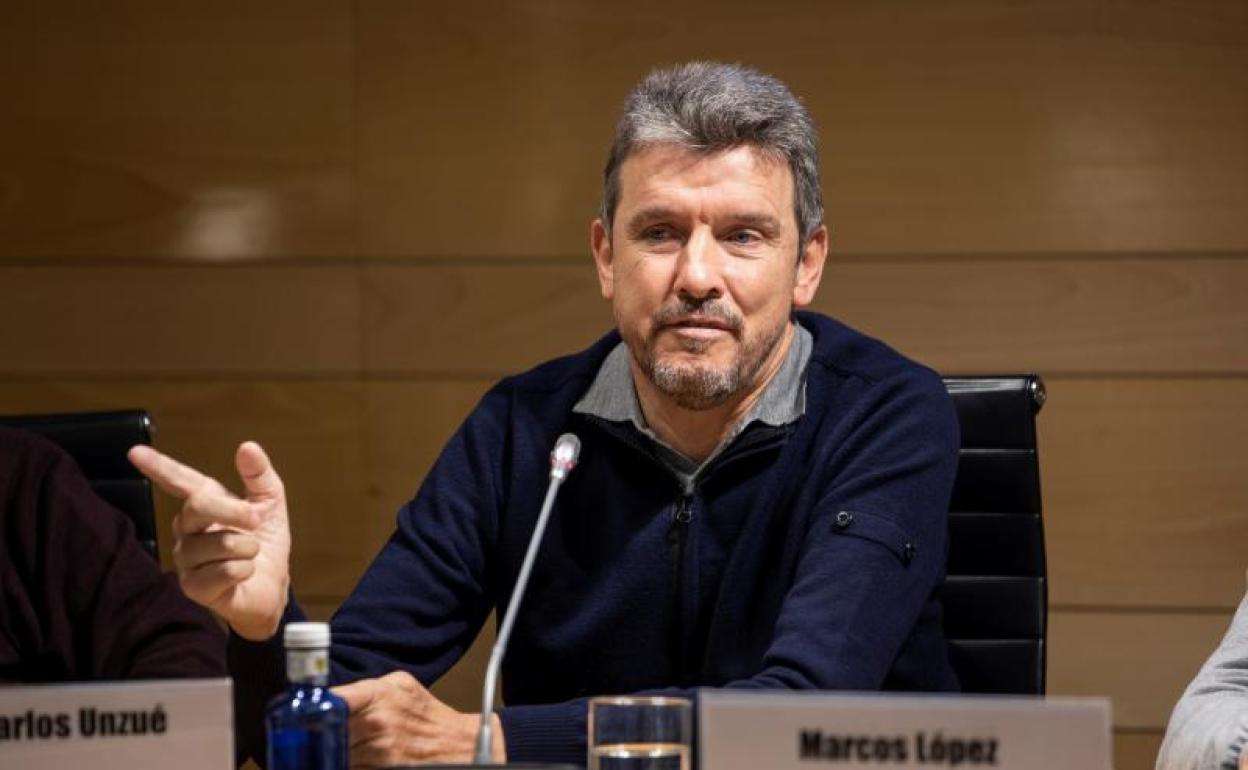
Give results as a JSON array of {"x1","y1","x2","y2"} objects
[{"x1": 673, "y1": 495, "x2": 693, "y2": 524}]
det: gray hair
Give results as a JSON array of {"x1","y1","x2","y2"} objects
[{"x1": 601, "y1": 61, "x2": 823, "y2": 245}]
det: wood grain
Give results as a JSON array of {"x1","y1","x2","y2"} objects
[
  {"x1": 362, "y1": 379, "x2": 494, "y2": 520},
  {"x1": 361, "y1": 258, "x2": 1248, "y2": 376},
  {"x1": 356, "y1": 0, "x2": 1248, "y2": 258},
  {"x1": 1049, "y1": 608, "x2": 1233, "y2": 729},
  {"x1": 3, "y1": 1, "x2": 1244, "y2": 260},
  {"x1": 1114, "y1": 730, "x2": 1163, "y2": 770},
  {"x1": 1044, "y1": 378, "x2": 1248, "y2": 609},
  {"x1": 6, "y1": 257, "x2": 1244, "y2": 378},
  {"x1": 360, "y1": 263, "x2": 610, "y2": 376},
  {"x1": 0, "y1": 265, "x2": 360, "y2": 375},
  {"x1": 0, "y1": 1, "x2": 354, "y2": 259}
]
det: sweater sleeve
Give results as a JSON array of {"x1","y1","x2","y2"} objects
[
  {"x1": 326, "y1": 386, "x2": 506, "y2": 683},
  {"x1": 500, "y1": 370, "x2": 961, "y2": 763},
  {"x1": 1157, "y1": 588, "x2": 1248, "y2": 770}
]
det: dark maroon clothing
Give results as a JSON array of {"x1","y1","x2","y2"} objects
[{"x1": 0, "y1": 426, "x2": 225, "y2": 681}]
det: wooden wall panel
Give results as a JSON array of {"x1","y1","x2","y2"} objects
[
  {"x1": 0, "y1": 1, "x2": 354, "y2": 259},
  {"x1": 823, "y1": 259, "x2": 1248, "y2": 376},
  {"x1": 356, "y1": 0, "x2": 1248, "y2": 258},
  {"x1": 361, "y1": 259, "x2": 1248, "y2": 376},
  {"x1": 1048, "y1": 609, "x2": 1232, "y2": 729},
  {"x1": 0, "y1": 265, "x2": 360, "y2": 375},
  {"x1": 1044, "y1": 378, "x2": 1248, "y2": 609},
  {"x1": 9, "y1": 258, "x2": 1244, "y2": 380},
  {"x1": 432, "y1": 621, "x2": 494, "y2": 714},
  {"x1": 361, "y1": 264, "x2": 610, "y2": 376},
  {"x1": 1114, "y1": 731, "x2": 1163, "y2": 770},
  {"x1": 362, "y1": 380, "x2": 494, "y2": 521},
  {"x1": 301, "y1": 601, "x2": 337, "y2": 624}
]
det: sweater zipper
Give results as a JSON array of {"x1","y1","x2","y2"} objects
[{"x1": 667, "y1": 494, "x2": 692, "y2": 683}]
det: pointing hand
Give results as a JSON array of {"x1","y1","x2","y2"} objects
[{"x1": 129, "y1": 441, "x2": 291, "y2": 641}]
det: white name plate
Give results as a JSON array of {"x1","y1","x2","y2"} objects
[
  {"x1": 699, "y1": 691, "x2": 1112, "y2": 770},
  {"x1": 0, "y1": 677, "x2": 233, "y2": 770}
]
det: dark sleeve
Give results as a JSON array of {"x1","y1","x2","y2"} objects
[
  {"x1": 498, "y1": 371, "x2": 961, "y2": 764},
  {"x1": 325, "y1": 384, "x2": 504, "y2": 685},
  {"x1": 228, "y1": 595, "x2": 307, "y2": 766},
  {"x1": 228, "y1": 387, "x2": 508, "y2": 763},
  {"x1": 0, "y1": 430, "x2": 226, "y2": 681}
]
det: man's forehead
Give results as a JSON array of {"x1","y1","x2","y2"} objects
[
  {"x1": 615, "y1": 143, "x2": 796, "y2": 216},
  {"x1": 621, "y1": 142, "x2": 788, "y2": 180}
]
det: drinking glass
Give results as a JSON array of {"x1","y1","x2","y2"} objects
[{"x1": 588, "y1": 696, "x2": 691, "y2": 770}]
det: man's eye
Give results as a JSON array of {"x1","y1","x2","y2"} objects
[
  {"x1": 726, "y1": 230, "x2": 761, "y2": 245},
  {"x1": 642, "y1": 226, "x2": 676, "y2": 242}
]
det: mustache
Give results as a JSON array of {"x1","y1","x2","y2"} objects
[{"x1": 652, "y1": 298, "x2": 744, "y2": 333}]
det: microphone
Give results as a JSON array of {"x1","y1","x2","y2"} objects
[{"x1": 469, "y1": 433, "x2": 582, "y2": 767}]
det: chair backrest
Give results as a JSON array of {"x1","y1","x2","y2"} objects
[
  {"x1": 0, "y1": 410, "x2": 158, "y2": 559},
  {"x1": 940, "y1": 375, "x2": 1047, "y2": 694}
]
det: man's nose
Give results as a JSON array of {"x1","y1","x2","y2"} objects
[{"x1": 673, "y1": 228, "x2": 725, "y2": 300}]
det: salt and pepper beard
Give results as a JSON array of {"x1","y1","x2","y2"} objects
[{"x1": 633, "y1": 298, "x2": 789, "y2": 411}]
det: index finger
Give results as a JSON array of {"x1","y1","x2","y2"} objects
[{"x1": 128, "y1": 445, "x2": 210, "y2": 499}]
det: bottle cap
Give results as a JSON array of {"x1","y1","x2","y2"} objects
[{"x1": 284, "y1": 621, "x2": 331, "y2": 649}]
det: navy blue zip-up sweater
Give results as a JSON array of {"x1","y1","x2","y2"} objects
[{"x1": 232, "y1": 311, "x2": 960, "y2": 764}]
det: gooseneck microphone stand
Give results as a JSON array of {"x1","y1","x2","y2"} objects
[{"x1": 408, "y1": 433, "x2": 582, "y2": 770}]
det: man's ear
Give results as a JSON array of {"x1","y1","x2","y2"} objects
[
  {"x1": 793, "y1": 224, "x2": 828, "y2": 307},
  {"x1": 591, "y1": 219, "x2": 615, "y2": 300}
]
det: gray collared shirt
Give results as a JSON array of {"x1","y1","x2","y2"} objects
[{"x1": 573, "y1": 323, "x2": 813, "y2": 491}]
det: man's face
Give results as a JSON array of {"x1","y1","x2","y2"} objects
[{"x1": 591, "y1": 144, "x2": 826, "y2": 410}]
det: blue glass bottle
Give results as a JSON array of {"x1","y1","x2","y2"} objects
[{"x1": 266, "y1": 622, "x2": 348, "y2": 770}]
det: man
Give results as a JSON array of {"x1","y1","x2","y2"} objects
[
  {"x1": 1, "y1": 426, "x2": 225, "y2": 682},
  {"x1": 129, "y1": 62, "x2": 961, "y2": 766}
]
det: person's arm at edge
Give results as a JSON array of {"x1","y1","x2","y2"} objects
[
  {"x1": 1157, "y1": 585, "x2": 1248, "y2": 770},
  {"x1": 31, "y1": 432, "x2": 227, "y2": 680}
]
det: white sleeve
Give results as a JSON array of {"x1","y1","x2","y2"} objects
[{"x1": 1157, "y1": 587, "x2": 1248, "y2": 770}]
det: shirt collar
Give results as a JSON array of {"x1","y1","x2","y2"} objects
[{"x1": 573, "y1": 322, "x2": 812, "y2": 477}]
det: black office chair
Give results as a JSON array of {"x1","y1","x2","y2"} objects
[
  {"x1": 940, "y1": 375, "x2": 1047, "y2": 694},
  {"x1": 0, "y1": 409, "x2": 159, "y2": 559}
]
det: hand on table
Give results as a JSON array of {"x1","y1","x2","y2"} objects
[
  {"x1": 128, "y1": 441, "x2": 291, "y2": 641},
  {"x1": 334, "y1": 671, "x2": 505, "y2": 768}
]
